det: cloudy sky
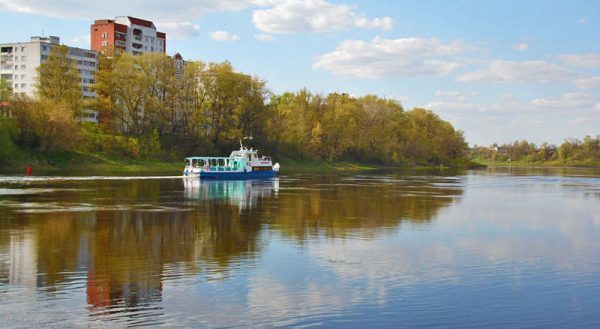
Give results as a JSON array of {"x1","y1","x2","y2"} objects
[{"x1": 1, "y1": 0, "x2": 599, "y2": 145}]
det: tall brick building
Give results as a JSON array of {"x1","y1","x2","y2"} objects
[{"x1": 91, "y1": 16, "x2": 166, "y2": 55}]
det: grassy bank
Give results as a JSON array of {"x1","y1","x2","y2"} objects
[
  {"x1": 473, "y1": 157, "x2": 600, "y2": 168},
  {"x1": 1, "y1": 150, "x2": 483, "y2": 176},
  {"x1": 0, "y1": 150, "x2": 182, "y2": 175}
]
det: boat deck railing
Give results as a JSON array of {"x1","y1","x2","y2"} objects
[{"x1": 185, "y1": 156, "x2": 245, "y2": 172}]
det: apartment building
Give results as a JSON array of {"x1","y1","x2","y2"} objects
[
  {"x1": 91, "y1": 16, "x2": 166, "y2": 55},
  {"x1": 0, "y1": 36, "x2": 97, "y2": 98},
  {"x1": 0, "y1": 36, "x2": 99, "y2": 121}
]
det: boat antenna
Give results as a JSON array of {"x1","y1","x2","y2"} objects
[{"x1": 240, "y1": 136, "x2": 253, "y2": 150}]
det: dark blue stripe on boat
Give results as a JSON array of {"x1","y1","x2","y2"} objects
[{"x1": 199, "y1": 170, "x2": 278, "y2": 180}]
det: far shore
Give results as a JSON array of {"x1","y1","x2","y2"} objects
[{"x1": 0, "y1": 151, "x2": 484, "y2": 175}]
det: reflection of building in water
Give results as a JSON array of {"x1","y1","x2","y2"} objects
[
  {"x1": 184, "y1": 178, "x2": 279, "y2": 210},
  {"x1": 86, "y1": 212, "x2": 165, "y2": 310},
  {"x1": 87, "y1": 269, "x2": 163, "y2": 309},
  {"x1": 2, "y1": 230, "x2": 38, "y2": 287}
]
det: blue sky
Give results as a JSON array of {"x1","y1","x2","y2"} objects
[{"x1": 1, "y1": 0, "x2": 599, "y2": 145}]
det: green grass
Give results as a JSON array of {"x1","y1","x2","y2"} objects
[
  {"x1": 0, "y1": 148, "x2": 182, "y2": 175},
  {"x1": 472, "y1": 156, "x2": 600, "y2": 168},
  {"x1": 278, "y1": 158, "x2": 381, "y2": 173}
]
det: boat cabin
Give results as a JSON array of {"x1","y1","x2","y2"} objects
[
  {"x1": 185, "y1": 157, "x2": 245, "y2": 172},
  {"x1": 230, "y1": 148, "x2": 272, "y2": 163}
]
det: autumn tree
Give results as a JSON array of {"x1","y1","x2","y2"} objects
[
  {"x1": 12, "y1": 96, "x2": 79, "y2": 152},
  {"x1": 36, "y1": 45, "x2": 82, "y2": 113},
  {"x1": 0, "y1": 77, "x2": 11, "y2": 102},
  {"x1": 198, "y1": 61, "x2": 267, "y2": 146}
]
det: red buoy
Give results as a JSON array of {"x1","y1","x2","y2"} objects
[{"x1": 27, "y1": 166, "x2": 32, "y2": 176}]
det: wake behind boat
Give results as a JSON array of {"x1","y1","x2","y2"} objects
[{"x1": 183, "y1": 142, "x2": 280, "y2": 179}]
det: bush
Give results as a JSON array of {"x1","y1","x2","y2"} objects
[
  {"x1": 12, "y1": 97, "x2": 80, "y2": 153},
  {"x1": 0, "y1": 121, "x2": 20, "y2": 165}
]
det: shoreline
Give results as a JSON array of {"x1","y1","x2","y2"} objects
[
  {"x1": 473, "y1": 158, "x2": 600, "y2": 169},
  {"x1": 0, "y1": 151, "x2": 483, "y2": 176}
]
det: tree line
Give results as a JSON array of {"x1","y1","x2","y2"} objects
[
  {"x1": 1, "y1": 47, "x2": 469, "y2": 166},
  {"x1": 471, "y1": 136, "x2": 600, "y2": 165}
]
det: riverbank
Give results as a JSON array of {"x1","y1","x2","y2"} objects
[
  {"x1": 0, "y1": 149, "x2": 483, "y2": 175},
  {"x1": 0, "y1": 150, "x2": 182, "y2": 175},
  {"x1": 473, "y1": 157, "x2": 600, "y2": 168}
]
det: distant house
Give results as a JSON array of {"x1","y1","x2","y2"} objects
[{"x1": 496, "y1": 146, "x2": 510, "y2": 156}]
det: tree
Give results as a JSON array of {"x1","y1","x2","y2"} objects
[
  {"x1": 0, "y1": 77, "x2": 11, "y2": 102},
  {"x1": 12, "y1": 96, "x2": 79, "y2": 153},
  {"x1": 198, "y1": 61, "x2": 267, "y2": 147},
  {"x1": 36, "y1": 45, "x2": 82, "y2": 113}
]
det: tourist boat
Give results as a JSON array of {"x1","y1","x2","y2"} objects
[{"x1": 183, "y1": 142, "x2": 280, "y2": 179}]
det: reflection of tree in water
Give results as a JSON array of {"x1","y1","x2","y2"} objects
[
  {"x1": 0, "y1": 173, "x2": 463, "y2": 313},
  {"x1": 86, "y1": 207, "x2": 263, "y2": 311},
  {"x1": 262, "y1": 174, "x2": 463, "y2": 240}
]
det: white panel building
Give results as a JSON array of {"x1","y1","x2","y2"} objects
[{"x1": 0, "y1": 36, "x2": 99, "y2": 122}]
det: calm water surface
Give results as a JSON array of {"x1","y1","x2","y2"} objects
[{"x1": 1, "y1": 168, "x2": 599, "y2": 328}]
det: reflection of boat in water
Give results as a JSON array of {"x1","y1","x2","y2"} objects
[
  {"x1": 184, "y1": 178, "x2": 279, "y2": 209},
  {"x1": 183, "y1": 141, "x2": 280, "y2": 179}
]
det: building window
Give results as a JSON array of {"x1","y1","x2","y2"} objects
[
  {"x1": 14, "y1": 56, "x2": 18, "y2": 61},
  {"x1": 21, "y1": 47, "x2": 25, "y2": 51},
  {"x1": 21, "y1": 74, "x2": 26, "y2": 79},
  {"x1": 21, "y1": 83, "x2": 26, "y2": 88},
  {"x1": 101, "y1": 41, "x2": 108, "y2": 46},
  {"x1": 42, "y1": 46, "x2": 48, "y2": 51},
  {"x1": 14, "y1": 65, "x2": 18, "y2": 70},
  {"x1": 21, "y1": 65, "x2": 26, "y2": 69},
  {"x1": 102, "y1": 32, "x2": 108, "y2": 38},
  {"x1": 21, "y1": 56, "x2": 26, "y2": 61},
  {"x1": 14, "y1": 84, "x2": 18, "y2": 89}
]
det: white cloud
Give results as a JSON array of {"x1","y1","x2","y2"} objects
[
  {"x1": 254, "y1": 33, "x2": 274, "y2": 42},
  {"x1": 210, "y1": 30, "x2": 241, "y2": 42},
  {"x1": 354, "y1": 16, "x2": 394, "y2": 30},
  {"x1": 0, "y1": 0, "x2": 253, "y2": 20},
  {"x1": 435, "y1": 91, "x2": 477, "y2": 102},
  {"x1": 427, "y1": 93, "x2": 595, "y2": 114},
  {"x1": 511, "y1": 43, "x2": 528, "y2": 51},
  {"x1": 574, "y1": 77, "x2": 600, "y2": 90},
  {"x1": 558, "y1": 54, "x2": 600, "y2": 68},
  {"x1": 529, "y1": 93, "x2": 593, "y2": 111},
  {"x1": 577, "y1": 18, "x2": 588, "y2": 26},
  {"x1": 252, "y1": 0, "x2": 394, "y2": 34},
  {"x1": 68, "y1": 35, "x2": 91, "y2": 49},
  {"x1": 500, "y1": 93, "x2": 515, "y2": 100},
  {"x1": 567, "y1": 115, "x2": 600, "y2": 126},
  {"x1": 313, "y1": 37, "x2": 469, "y2": 79},
  {"x1": 158, "y1": 21, "x2": 200, "y2": 39},
  {"x1": 458, "y1": 60, "x2": 581, "y2": 84}
]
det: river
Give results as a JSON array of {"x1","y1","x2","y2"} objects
[{"x1": 1, "y1": 167, "x2": 599, "y2": 327}]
